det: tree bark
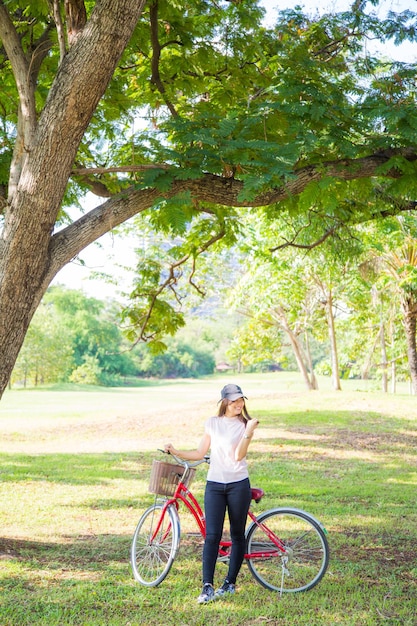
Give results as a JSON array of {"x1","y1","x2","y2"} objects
[
  {"x1": 287, "y1": 328, "x2": 315, "y2": 390},
  {"x1": 361, "y1": 330, "x2": 380, "y2": 380},
  {"x1": 390, "y1": 330, "x2": 396, "y2": 394}
]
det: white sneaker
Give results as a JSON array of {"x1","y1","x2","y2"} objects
[
  {"x1": 215, "y1": 581, "x2": 236, "y2": 598},
  {"x1": 197, "y1": 583, "x2": 215, "y2": 604}
]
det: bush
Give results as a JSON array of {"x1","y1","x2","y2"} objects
[
  {"x1": 69, "y1": 356, "x2": 102, "y2": 385},
  {"x1": 134, "y1": 342, "x2": 215, "y2": 378}
]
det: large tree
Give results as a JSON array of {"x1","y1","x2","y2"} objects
[{"x1": 1, "y1": 0, "x2": 417, "y2": 399}]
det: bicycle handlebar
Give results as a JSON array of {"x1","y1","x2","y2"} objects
[{"x1": 158, "y1": 449, "x2": 210, "y2": 468}]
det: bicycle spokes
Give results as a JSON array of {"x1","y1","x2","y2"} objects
[
  {"x1": 131, "y1": 503, "x2": 180, "y2": 587},
  {"x1": 245, "y1": 509, "x2": 329, "y2": 593}
]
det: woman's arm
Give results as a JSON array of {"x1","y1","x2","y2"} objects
[{"x1": 164, "y1": 433, "x2": 210, "y2": 461}]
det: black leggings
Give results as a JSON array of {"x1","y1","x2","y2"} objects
[{"x1": 203, "y1": 478, "x2": 251, "y2": 585}]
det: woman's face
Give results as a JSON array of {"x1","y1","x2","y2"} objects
[{"x1": 225, "y1": 397, "x2": 244, "y2": 417}]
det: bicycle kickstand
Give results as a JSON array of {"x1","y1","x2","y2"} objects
[{"x1": 279, "y1": 555, "x2": 290, "y2": 597}]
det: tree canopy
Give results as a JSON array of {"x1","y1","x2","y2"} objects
[{"x1": 1, "y1": 0, "x2": 417, "y2": 398}]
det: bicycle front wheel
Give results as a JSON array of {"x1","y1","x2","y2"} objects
[
  {"x1": 131, "y1": 502, "x2": 180, "y2": 586},
  {"x1": 246, "y1": 508, "x2": 329, "y2": 593}
]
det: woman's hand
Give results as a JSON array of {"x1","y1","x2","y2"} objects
[
  {"x1": 164, "y1": 443, "x2": 175, "y2": 455},
  {"x1": 235, "y1": 419, "x2": 259, "y2": 461},
  {"x1": 246, "y1": 419, "x2": 259, "y2": 437}
]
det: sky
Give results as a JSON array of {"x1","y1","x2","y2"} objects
[
  {"x1": 52, "y1": 0, "x2": 417, "y2": 300},
  {"x1": 53, "y1": 222, "x2": 137, "y2": 300},
  {"x1": 261, "y1": 0, "x2": 416, "y2": 24}
]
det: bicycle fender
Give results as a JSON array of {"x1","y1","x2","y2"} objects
[{"x1": 167, "y1": 501, "x2": 181, "y2": 532}]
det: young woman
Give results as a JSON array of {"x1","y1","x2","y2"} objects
[{"x1": 164, "y1": 383, "x2": 259, "y2": 603}]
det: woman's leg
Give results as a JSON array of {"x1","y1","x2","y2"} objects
[
  {"x1": 203, "y1": 481, "x2": 227, "y2": 584},
  {"x1": 225, "y1": 478, "x2": 251, "y2": 584}
]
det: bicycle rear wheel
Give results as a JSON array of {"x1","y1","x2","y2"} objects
[
  {"x1": 246, "y1": 508, "x2": 329, "y2": 593},
  {"x1": 131, "y1": 502, "x2": 180, "y2": 586}
]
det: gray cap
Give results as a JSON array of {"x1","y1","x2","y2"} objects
[{"x1": 219, "y1": 383, "x2": 247, "y2": 402}]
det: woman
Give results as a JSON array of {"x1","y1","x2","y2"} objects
[{"x1": 165, "y1": 383, "x2": 259, "y2": 603}]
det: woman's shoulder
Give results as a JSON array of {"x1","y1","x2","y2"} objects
[{"x1": 205, "y1": 415, "x2": 221, "y2": 430}]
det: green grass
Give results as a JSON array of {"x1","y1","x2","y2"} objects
[{"x1": 1, "y1": 374, "x2": 416, "y2": 625}]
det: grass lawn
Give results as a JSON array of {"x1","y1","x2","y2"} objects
[{"x1": 0, "y1": 373, "x2": 416, "y2": 625}]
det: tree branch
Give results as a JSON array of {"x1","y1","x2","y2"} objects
[
  {"x1": 129, "y1": 227, "x2": 226, "y2": 344},
  {"x1": 51, "y1": 0, "x2": 67, "y2": 61},
  {"x1": 71, "y1": 147, "x2": 417, "y2": 194},
  {"x1": 0, "y1": 0, "x2": 38, "y2": 198},
  {"x1": 73, "y1": 174, "x2": 113, "y2": 197},
  {"x1": 27, "y1": 24, "x2": 55, "y2": 83},
  {"x1": 72, "y1": 164, "x2": 169, "y2": 175},
  {"x1": 270, "y1": 225, "x2": 339, "y2": 251},
  {"x1": 149, "y1": 0, "x2": 179, "y2": 117},
  {"x1": 47, "y1": 148, "x2": 417, "y2": 285},
  {"x1": 64, "y1": 0, "x2": 87, "y2": 46},
  {"x1": 0, "y1": 3, "x2": 34, "y2": 119}
]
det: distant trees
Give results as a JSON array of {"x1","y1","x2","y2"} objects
[
  {"x1": 10, "y1": 286, "x2": 215, "y2": 387},
  {"x1": 224, "y1": 215, "x2": 417, "y2": 393},
  {"x1": 12, "y1": 302, "x2": 74, "y2": 387},
  {"x1": 134, "y1": 342, "x2": 215, "y2": 379},
  {"x1": 360, "y1": 218, "x2": 417, "y2": 392}
]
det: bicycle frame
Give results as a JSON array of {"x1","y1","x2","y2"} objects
[{"x1": 152, "y1": 467, "x2": 287, "y2": 561}]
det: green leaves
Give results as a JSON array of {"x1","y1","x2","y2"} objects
[
  {"x1": 3, "y1": 0, "x2": 416, "y2": 211},
  {"x1": 119, "y1": 210, "x2": 236, "y2": 347},
  {"x1": 3, "y1": 0, "x2": 417, "y2": 365}
]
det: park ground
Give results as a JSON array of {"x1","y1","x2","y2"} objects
[{"x1": 0, "y1": 373, "x2": 416, "y2": 625}]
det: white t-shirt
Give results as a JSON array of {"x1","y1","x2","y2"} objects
[{"x1": 205, "y1": 415, "x2": 249, "y2": 484}]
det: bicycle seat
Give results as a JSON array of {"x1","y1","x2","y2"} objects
[{"x1": 251, "y1": 488, "x2": 264, "y2": 503}]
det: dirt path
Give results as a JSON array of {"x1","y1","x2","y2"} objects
[{"x1": 1, "y1": 379, "x2": 415, "y2": 454}]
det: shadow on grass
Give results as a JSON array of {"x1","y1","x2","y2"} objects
[
  {"x1": 1, "y1": 515, "x2": 415, "y2": 589},
  {"x1": 0, "y1": 534, "x2": 130, "y2": 571},
  {"x1": 0, "y1": 534, "x2": 146, "y2": 626},
  {"x1": 0, "y1": 451, "x2": 152, "y2": 485},
  {"x1": 256, "y1": 408, "x2": 417, "y2": 451}
]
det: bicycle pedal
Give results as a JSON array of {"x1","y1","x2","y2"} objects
[{"x1": 217, "y1": 555, "x2": 230, "y2": 563}]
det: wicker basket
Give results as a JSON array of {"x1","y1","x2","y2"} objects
[{"x1": 148, "y1": 460, "x2": 196, "y2": 497}]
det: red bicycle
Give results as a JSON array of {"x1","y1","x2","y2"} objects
[{"x1": 131, "y1": 452, "x2": 329, "y2": 595}]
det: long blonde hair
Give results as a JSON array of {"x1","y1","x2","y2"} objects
[{"x1": 217, "y1": 399, "x2": 252, "y2": 425}]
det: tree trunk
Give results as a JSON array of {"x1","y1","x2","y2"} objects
[
  {"x1": 283, "y1": 325, "x2": 315, "y2": 390},
  {"x1": 401, "y1": 299, "x2": 417, "y2": 395},
  {"x1": 361, "y1": 330, "x2": 380, "y2": 380},
  {"x1": 390, "y1": 331, "x2": 396, "y2": 394},
  {"x1": 379, "y1": 316, "x2": 388, "y2": 393},
  {"x1": 304, "y1": 331, "x2": 319, "y2": 390},
  {"x1": 288, "y1": 330, "x2": 315, "y2": 390},
  {"x1": 391, "y1": 360, "x2": 396, "y2": 394},
  {"x1": 271, "y1": 308, "x2": 315, "y2": 390},
  {"x1": 0, "y1": 0, "x2": 146, "y2": 398},
  {"x1": 325, "y1": 290, "x2": 341, "y2": 391}
]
